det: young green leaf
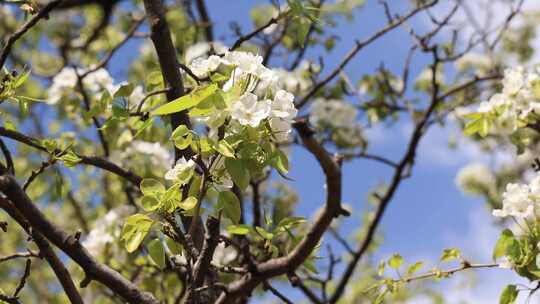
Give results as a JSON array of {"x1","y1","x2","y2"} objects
[
  {"x1": 218, "y1": 191, "x2": 241, "y2": 224},
  {"x1": 499, "y1": 285, "x2": 518, "y2": 304},
  {"x1": 121, "y1": 214, "x2": 153, "y2": 253},
  {"x1": 440, "y1": 248, "x2": 461, "y2": 263},
  {"x1": 165, "y1": 236, "x2": 183, "y2": 255},
  {"x1": 152, "y1": 84, "x2": 218, "y2": 115},
  {"x1": 147, "y1": 239, "x2": 166, "y2": 269},
  {"x1": 388, "y1": 254, "x2": 403, "y2": 269},
  {"x1": 225, "y1": 158, "x2": 250, "y2": 190},
  {"x1": 178, "y1": 196, "x2": 198, "y2": 211},
  {"x1": 140, "y1": 178, "x2": 165, "y2": 196},
  {"x1": 141, "y1": 195, "x2": 161, "y2": 211},
  {"x1": 493, "y1": 229, "x2": 515, "y2": 261},
  {"x1": 226, "y1": 224, "x2": 251, "y2": 235}
]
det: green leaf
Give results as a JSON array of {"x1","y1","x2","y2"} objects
[
  {"x1": 134, "y1": 118, "x2": 154, "y2": 138},
  {"x1": 218, "y1": 191, "x2": 241, "y2": 224},
  {"x1": 152, "y1": 84, "x2": 218, "y2": 115},
  {"x1": 296, "y1": 18, "x2": 310, "y2": 47},
  {"x1": 225, "y1": 158, "x2": 249, "y2": 190},
  {"x1": 464, "y1": 115, "x2": 490, "y2": 137},
  {"x1": 272, "y1": 149, "x2": 289, "y2": 174},
  {"x1": 226, "y1": 224, "x2": 251, "y2": 235},
  {"x1": 499, "y1": 285, "x2": 518, "y2": 304},
  {"x1": 12, "y1": 69, "x2": 31, "y2": 89},
  {"x1": 121, "y1": 214, "x2": 153, "y2": 253},
  {"x1": 255, "y1": 226, "x2": 274, "y2": 240},
  {"x1": 215, "y1": 140, "x2": 236, "y2": 158},
  {"x1": 61, "y1": 150, "x2": 82, "y2": 167},
  {"x1": 147, "y1": 239, "x2": 166, "y2": 269},
  {"x1": 165, "y1": 236, "x2": 183, "y2": 255},
  {"x1": 141, "y1": 195, "x2": 161, "y2": 211},
  {"x1": 171, "y1": 125, "x2": 193, "y2": 150},
  {"x1": 440, "y1": 248, "x2": 461, "y2": 263},
  {"x1": 276, "y1": 216, "x2": 305, "y2": 230},
  {"x1": 140, "y1": 178, "x2": 165, "y2": 196},
  {"x1": 388, "y1": 254, "x2": 403, "y2": 269},
  {"x1": 377, "y1": 260, "x2": 385, "y2": 276},
  {"x1": 114, "y1": 83, "x2": 134, "y2": 98},
  {"x1": 178, "y1": 196, "x2": 198, "y2": 211},
  {"x1": 406, "y1": 261, "x2": 424, "y2": 275},
  {"x1": 493, "y1": 229, "x2": 515, "y2": 261}
]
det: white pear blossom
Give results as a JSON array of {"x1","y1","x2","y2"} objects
[
  {"x1": 230, "y1": 93, "x2": 271, "y2": 127},
  {"x1": 47, "y1": 67, "x2": 116, "y2": 104},
  {"x1": 310, "y1": 98, "x2": 358, "y2": 128},
  {"x1": 165, "y1": 157, "x2": 196, "y2": 183},
  {"x1": 189, "y1": 55, "x2": 222, "y2": 78},
  {"x1": 82, "y1": 206, "x2": 135, "y2": 257},
  {"x1": 493, "y1": 183, "x2": 535, "y2": 218},
  {"x1": 212, "y1": 242, "x2": 237, "y2": 265},
  {"x1": 223, "y1": 51, "x2": 264, "y2": 75},
  {"x1": 269, "y1": 117, "x2": 292, "y2": 142},
  {"x1": 47, "y1": 68, "x2": 78, "y2": 104},
  {"x1": 128, "y1": 85, "x2": 145, "y2": 106},
  {"x1": 455, "y1": 163, "x2": 496, "y2": 196},
  {"x1": 502, "y1": 67, "x2": 525, "y2": 96},
  {"x1": 455, "y1": 53, "x2": 492, "y2": 73},
  {"x1": 271, "y1": 90, "x2": 297, "y2": 120},
  {"x1": 131, "y1": 141, "x2": 173, "y2": 167},
  {"x1": 185, "y1": 41, "x2": 226, "y2": 64}
]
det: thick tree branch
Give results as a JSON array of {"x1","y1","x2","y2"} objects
[
  {"x1": 215, "y1": 120, "x2": 345, "y2": 303},
  {"x1": 0, "y1": 197, "x2": 84, "y2": 304},
  {"x1": 0, "y1": 175, "x2": 159, "y2": 304},
  {"x1": 143, "y1": 0, "x2": 192, "y2": 161}
]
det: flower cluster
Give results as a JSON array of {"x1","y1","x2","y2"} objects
[
  {"x1": 493, "y1": 175, "x2": 540, "y2": 219},
  {"x1": 467, "y1": 67, "x2": 540, "y2": 136},
  {"x1": 455, "y1": 163, "x2": 496, "y2": 196},
  {"x1": 47, "y1": 67, "x2": 116, "y2": 104},
  {"x1": 309, "y1": 98, "x2": 364, "y2": 148},
  {"x1": 188, "y1": 50, "x2": 298, "y2": 142}
]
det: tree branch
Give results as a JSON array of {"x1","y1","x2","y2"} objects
[{"x1": 0, "y1": 175, "x2": 159, "y2": 304}]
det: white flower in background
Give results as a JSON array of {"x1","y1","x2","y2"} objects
[
  {"x1": 269, "y1": 117, "x2": 292, "y2": 142},
  {"x1": 84, "y1": 68, "x2": 116, "y2": 93},
  {"x1": 271, "y1": 90, "x2": 297, "y2": 120},
  {"x1": 212, "y1": 242, "x2": 237, "y2": 265},
  {"x1": 47, "y1": 67, "x2": 78, "y2": 104},
  {"x1": 415, "y1": 67, "x2": 445, "y2": 86},
  {"x1": 131, "y1": 141, "x2": 173, "y2": 168},
  {"x1": 83, "y1": 206, "x2": 135, "y2": 257},
  {"x1": 502, "y1": 67, "x2": 525, "y2": 96},
  {"x1": 493, "y1": 183, "x2": 535, "y2": 218},
  {"x1": 47, "y1": 67, "x2": 116, "y2": 104},
  {"x1": 165, "y1": 157, "x2": 196, "y2": 184},
  {"x1": 185, "y1": 41, "x2": 226, "y2": 63},
  {"x1": 455, "y1": 53, "x2": 492, "y2": 73},
  {"x1": 230, "y1": 93, "x2": 271, "y2": 127},
  {"x1": 455, "y1": 163, "x2": 496, "y2": 196},
  {"x1": 128, "y1": 85, "x2": 145, "y2": 106},
  {"x1": 310, "y1": 98, "x2": 358, "y2": 128}
]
